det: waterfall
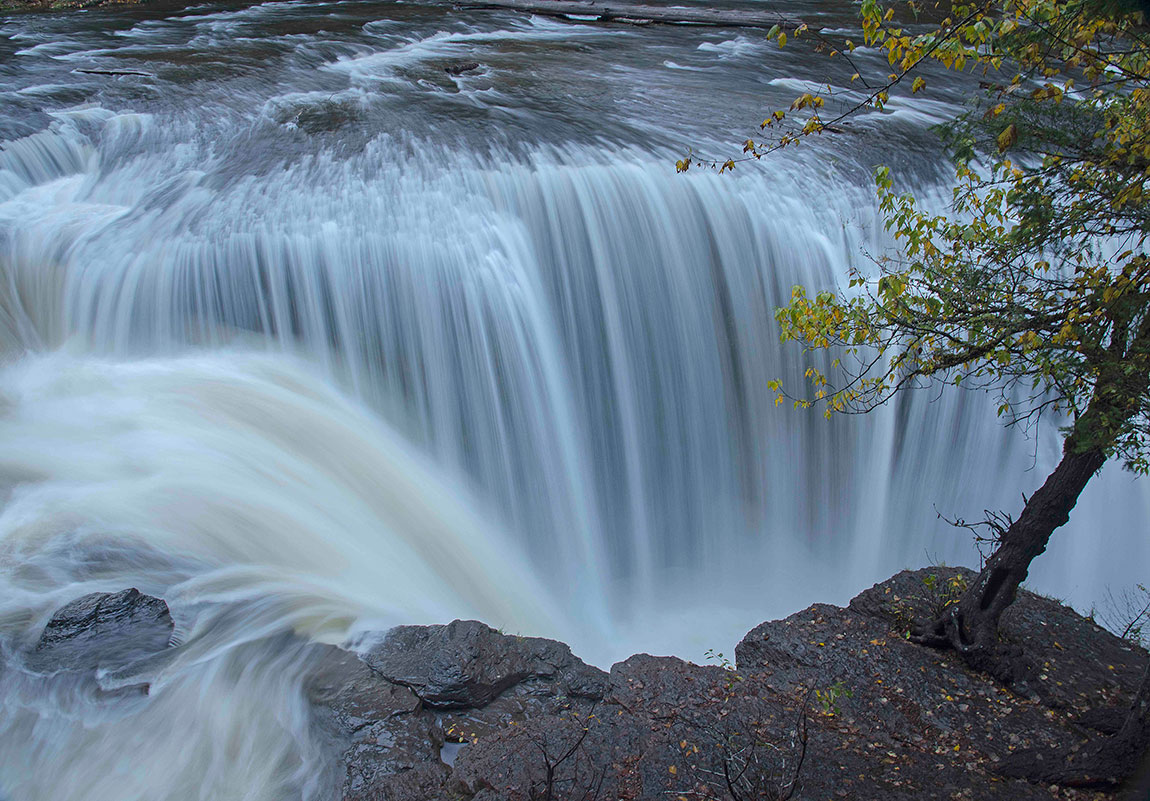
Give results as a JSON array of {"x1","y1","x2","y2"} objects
[
  {"x1": 0, "y1": 4, "x2": 1145, "y2": 799},
  {"x1": 0, "y1": 349, "x2": 568, "y2": 801},
  {"x1": 2, "y1": 104, "x2": 1141, "y2": 630}
]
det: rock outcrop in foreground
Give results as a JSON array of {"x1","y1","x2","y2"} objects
[
  {"x1": 25, "y1": 587, "x2": 175, "y2": 694},
  {"x1": 20, "y1": 568, "x2": 1150, "y2": 800}
]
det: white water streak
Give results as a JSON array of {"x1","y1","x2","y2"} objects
[{"x1": 0, "y1": 10, "x2": 1145, "y2": 800}]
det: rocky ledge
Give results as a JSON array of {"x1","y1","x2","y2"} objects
[
  {"x1": 2, "y1": 0, "x2": 140, "y2": 10},
  {"x1": 18, "y1": 567, "x2": 1150, "y2": 800}
]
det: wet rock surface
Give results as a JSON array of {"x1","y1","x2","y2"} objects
[
  {"x1": 444, "y1": 62, "x2": 482, "y2": 76},
  {"x1": 28, "y1": 588, "x2": 173, "y2": 676},
  {"x1": 306, "y1": 621, "x2": 609, "y2": 800},
  {"x1": 21, "y1": 570, "x2": 1149, "y2": 800},
  {"x1": 360, "y1": 619, "x2": 609, "y2": 708},
  {"x1": 312, "y1": 568, "x2": 1146, "y2": 801}
]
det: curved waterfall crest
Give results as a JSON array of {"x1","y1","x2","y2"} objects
[{"x1": 0, "y1": 4, "x2": 1146, "y2": 799}]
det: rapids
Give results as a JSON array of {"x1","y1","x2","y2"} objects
[{"x1": 0, "y1": 2, "x2": 1145, "y2": 799}]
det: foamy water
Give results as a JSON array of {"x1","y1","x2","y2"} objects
[{"x1": 0, "y1": 1, "x2": 1145, "y2": 798}]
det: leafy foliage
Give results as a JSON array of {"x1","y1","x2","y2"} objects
[
  {"x1": 754, "y1": 0, "x2": 1150, "y2": 474},
  {"x1": 813, "y1": 680, "x2": 854, "y2": 716}
]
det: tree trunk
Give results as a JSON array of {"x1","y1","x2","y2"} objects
[
  {"x1": 913, "y1": 438, "x2": 1106, "y2": 682},
  {"x1": 913, "y1": 292, "x2": 1150, "y2": 784},
  {"x1": 914, "y1": 313, "x2": 1150, "y2": 680}
]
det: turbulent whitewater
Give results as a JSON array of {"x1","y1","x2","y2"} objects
[{"x1": 0, "y1": 1, "x2": 1146, "y2": 799}]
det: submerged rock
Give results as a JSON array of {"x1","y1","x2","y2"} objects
[
  {"x1": 444, "y1": 62, "x2": 482, "y2": 76},
  {"x1": 28, "y1": 588, "x2": 173, "y2": 676}
]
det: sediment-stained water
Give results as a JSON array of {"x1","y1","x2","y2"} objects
[{"x1": 0, "y1": 2, "x2": 1145, "y2": 798}]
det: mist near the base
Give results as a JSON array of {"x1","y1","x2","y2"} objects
[{"x1": 0, "y1": 3, "x2": 1145, "y2": 799}]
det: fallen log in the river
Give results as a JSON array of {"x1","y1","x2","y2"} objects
[
  {"x1": 454, "y1": 0, "x2": 811, "y2": 30},
  {"x1": 75, "y1": 68, "x2": 153, "y2": 77}
]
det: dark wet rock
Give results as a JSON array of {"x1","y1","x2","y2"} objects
[
  {"x1": 451, "y1": 645, "x2": 1069, "y2": 801},
  {"x1": 359, "y1": 619, "x2": 608, "y2": 709},
  {"x1": 847, "y1": 567, "x2": 1149, "y2": 717},
  {"x1": 307, "y1": 644, "x2": 442, "y2": 798},
  {"x1": 23, "y1": 576, "x2": 1143, "y2": 800},
  {"x1": 314, "y1": 570, "x2": 1145, "y2": 801},
  {"x1": 444, "y1": 62, "x2": 482, "y2": 76},
  {"x1": 28, "y1": 588, "x2": 173, "y2": 676},
  {"x1": 307, "y1": 623, "x2": 607, "y2": 800}
]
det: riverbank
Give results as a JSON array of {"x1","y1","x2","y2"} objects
[{"x1": 18, "y1": 566, "x2": 1148, "y2": 800}]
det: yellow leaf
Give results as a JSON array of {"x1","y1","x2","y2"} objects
[{"x1": 996, "y1": 123, "x2": 1017, "y2": 152}]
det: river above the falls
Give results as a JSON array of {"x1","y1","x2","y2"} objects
[{"x1": 0, "y1": 2, "x2": 1146, "y2": 798}]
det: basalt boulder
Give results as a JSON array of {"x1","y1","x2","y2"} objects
[
  {"x1": 358, "y1": 619, "x2": 609, "y2": 709},
  {"x1": 28, "y1": 588, "x2": 174, "y2": 676},
  {"x1": 307, "y1": 621, "x2": 609, "y2": 800},
  {"x1": 444, "y1": 62, "x2": 482, "y2": 76}
]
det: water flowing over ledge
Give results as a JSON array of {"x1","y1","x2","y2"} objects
[
  {"x1": 0, "y1": 2, "x2": 1147, "y2": 799},
  {"x1": 6, "y1": 568, "x2": 1147, "y2": 800}
]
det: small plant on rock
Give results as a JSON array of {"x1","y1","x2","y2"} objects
[{"x1": 813, "y1": 680, "x2": 853, "y2": 717}]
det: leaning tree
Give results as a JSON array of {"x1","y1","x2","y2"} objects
[{"x1": 687, "y1": 0, "x2": 1150, "y2": 785}]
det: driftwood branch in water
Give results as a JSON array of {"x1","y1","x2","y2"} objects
[
  {"x1": 453, "y1": 0, "x2": 811, "y2": 30},
  {"x1": 75, "y1": 68, "x2": 152, "y2": 77}
]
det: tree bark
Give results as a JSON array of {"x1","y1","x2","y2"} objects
[
  {"x1": 914, "y1": 315, "x2": 1150, "y2": 785},
  {"x1": 913, "y1": 437, "x2": 1106, "y2": 682},
  {"x1": 915, "y1": 314, "x2": 1150, "y2": 682}
]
